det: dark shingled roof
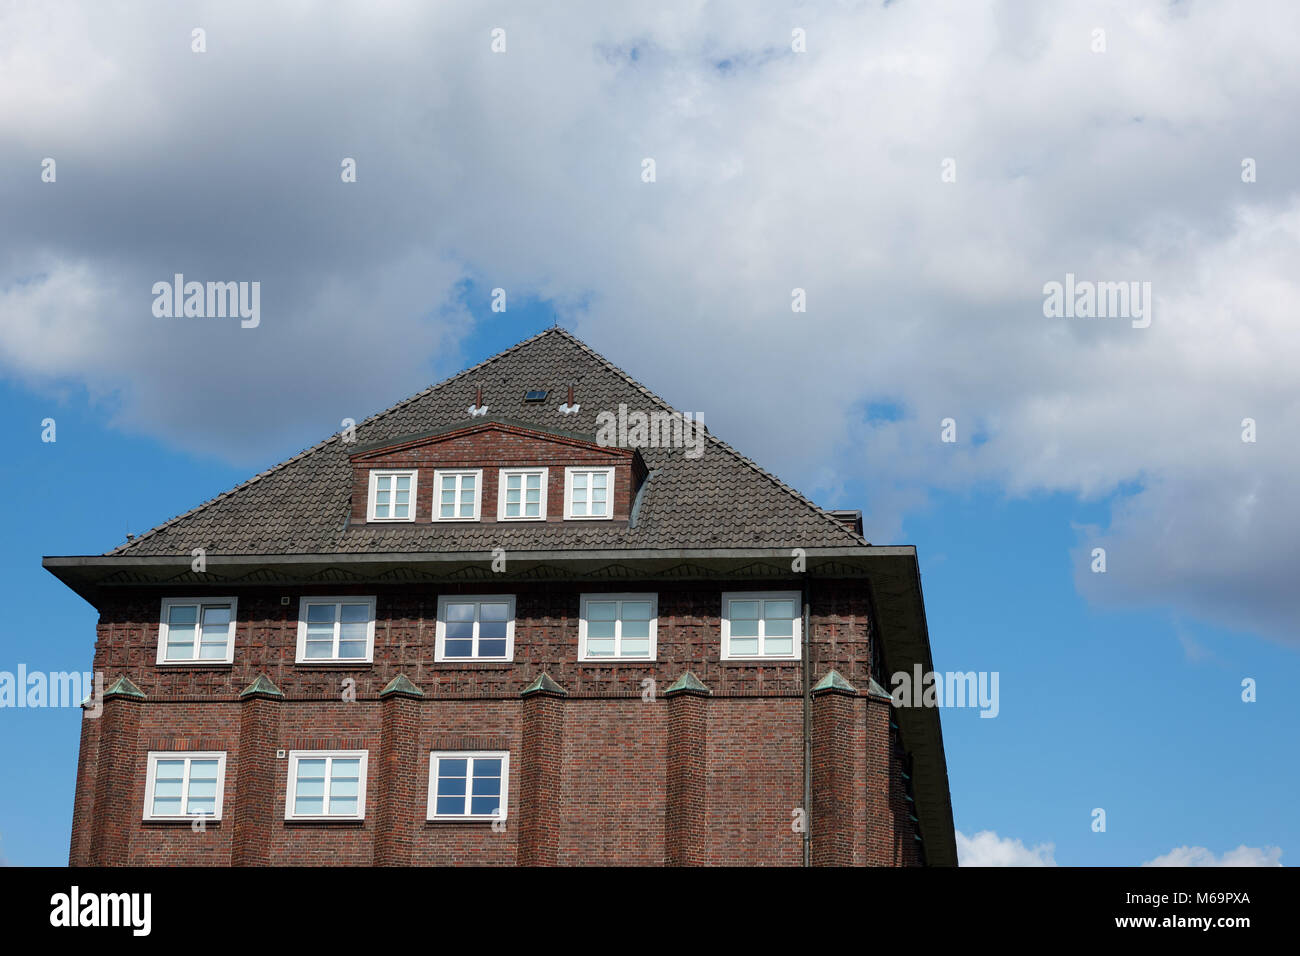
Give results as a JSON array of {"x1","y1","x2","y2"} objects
[{"x1": 110, "y1": 328, "x2": 865, "y2": 556}]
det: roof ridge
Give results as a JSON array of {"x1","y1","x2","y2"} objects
[
  {"x1": 109, "y1": 327, "x2": 567, "y2": 554},
  {"x1": 558, "y1": 331, "x2": 866, "y2": 545}
]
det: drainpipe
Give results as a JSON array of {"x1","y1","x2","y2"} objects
[{"x1": 802, "y1": 580, "x2": 812, "y2": 867}]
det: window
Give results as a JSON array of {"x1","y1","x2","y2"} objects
[
  {"x1": 285, "y1": 750, "x2": 368, "y2": 821},
  {"x1": 579, "y1": 593, "x2": 657, "y2": 660},
  {"x1": 564, "y1": 466, "x2": 614, "y2": 520},
  {"x1": 433, "y1": 469, "x2": 482, "y2": 521},
  {"x1": 427, "y1": 752, "x2": 509, "y2": 821},
  {"x1": 157, "y1": 598, "x2": 237, "y2": 664},
  {"x1": 497, "y1": 467, "x2": 547, "y2": 521},
  {"x1": 435, "y1": 595, "x2": 515, "y2": 661},
  {"x1": 368, "y1": 469, "x2": 417, "y2": 522},
  {"x1": 144, "y1": 752, "x2": 227, "y2": 821},
  {"x1": 721, "y1": 591, "x2": 802, "y2": 660},
  {"x1": 295, "y1": 596, "x2": 376, "y2": 663}
]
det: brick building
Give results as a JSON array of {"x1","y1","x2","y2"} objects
[{"x1": 46, "y1": 328, "x2": 956, "y2": 866}]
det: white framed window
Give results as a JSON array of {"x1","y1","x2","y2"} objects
[
  {"x1": 285, "y1": 750, "x2": 368, "y2": 821},
  {"x1": 157, "y1": 598, "x2": 238, "y2": 664},
  {"x1": 433, "y1": 468, "x2": 482, "y2": 521},
  {"x1": 427, "y1": 752, "x2": 509, "y2": 822},
  {"x1": 497, "y1": 467, "x2": 548, "y2": 521},
  {"x1": 295, "y1": 596, "x2": 376, "y2": 663},
  {"x1": 578, "y1": 593, "x2": 657, "y2": 661},
  {"x1": 721, "y1": 591, "x2": 802, "y2": 661},
  {"x1": 564, "y1": 466, "x2": 614, "y2": 520},
  {"x1": 435, "y1": 595, "x2": 515, "y2": 661},
  {"x1": 367, "y1": 469, "x2": 417, "y2": 522},
  {"x1": 143, "y1": 752, "x2": 227, "y2": 821}
]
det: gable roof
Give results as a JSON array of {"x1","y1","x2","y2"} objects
[{"x1": 108, "y1": 328, "x2": 866, "y2": 556}]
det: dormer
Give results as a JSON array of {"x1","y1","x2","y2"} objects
[{"x1": 348, "y1": 420, "x2": 647, "y2": 526}]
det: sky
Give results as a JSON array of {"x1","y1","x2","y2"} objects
[{"x1": 0, "y1": 0, "x2": 1296, "y2": 866}]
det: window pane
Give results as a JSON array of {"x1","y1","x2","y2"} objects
[
  {"x1": 470, "y1": 796, "x2": 500, "y2": 816},
  {"x1": 479, "y1": 639, "x2": 506, "y2": 657},
  {"x1": 307, "y1": 604, "x2": 337, "y2": 625},
  {"x1": 621, "y1": 638, "x2": 650, "y2": 657},
  {"x1": 765, "y1": 600, "x2": 795, "y2": 622},
  {"x1": 587, "y1": 602, "x2": 617, "y2": 622},
  {"x1": 153, "y1": 797, "x2": 183, "y2": 815},
  {"x1": 444, "y1": 639, "x2": 473, "y2": 657},
  {"x1": 730, "y1": 600, "x2": 759, "y2": 620},
  {"x1": 436, "y1": 796, "x2": 465, "y2": 815},
  {"x1": 153, "y1": 778, "x2": 183, "y2": 799},
  {"x1": 481, "y1": 603, "x2": 508, "y2": 622},
  {"x1": 621, "y1": 619, "x2": 650, "y2": 640},
  {"x1": 165, "y1": 605, "x2": 197, "y2": 658},
  {"x1": 473, "y1": 757, "x2": 502, "y2": 779},
  {"x1": 188, "y1": 759, "x2": 218, "y2": 780},
  {"x1": 622, "y1": 601, "x2": 651, "y2": 620},
  {"x1": 730, "y1": 637, "x2": 759, "y2": 656},
  {"x1": 187, "y1": 798, "x2": 216, "y2": 815},
  {"x1": 764, "y1": 616, "x2": 793, "y2": 638},
  {"x1": 295, "y1": 795, "x2": 324, "y2": 815},
  {"x1": 446, "y1": 603, "x2": 474, "y2": 622},
  {"x1": 304, "y1": 640, "x2": 333, "y2": 658},
  {"x1": 526, "y1": 474, "x2": 541, "y2": 491},
  {"x1": 587, "y1": 620, "x2": 615, "y2": 640},
  {"x1": 446, "y1": 620, "x2": 473, "y2": 640},
  {"x1": 462, "y1": 475, "x2": 475, "y2": 492},
  {"x1": 439, "y1": 758, "x2": 468, "y2": 780},
  {"x1": 395, "y1": 475, "x2": 410, "y2": 492},
  {"x1": 586, "y1": 638, "x2": 615, "y2": 656},
  {"x1": 730, "y1": 619, "x2": 759, "y2": 638},
  {"x1": 764, "y1": 637, "x2": 794, "y2": 656}
]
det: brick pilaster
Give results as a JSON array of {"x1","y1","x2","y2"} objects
[
  {"x1": 517, "y1": 672, "x2": 566, "y2": 865},
  {"x1": 664, "y1": 671, "x2": 710, "y2": 866},
  {"x1": 88, "y1": 677, "x2": 145, "y2": 865},
  {"x1": 69, "y1": 693, "x2": 103, "y2": 866},
  {"x1": 864, "y1": 680, "x2": 907, "y2": 866},
  {"x1": 811, "y1": 669, "x2": 865, "y2": 866},
  {"x1": 374, "y1": 674, "x2": 424, "y2": 866},
  {"x1": 231, "y1": 674, "x2": 283, "y2": 866}
]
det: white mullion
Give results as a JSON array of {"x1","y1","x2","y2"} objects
[
  {"x1": 332, "y1": 603, "x2": 342, "y2": 658},
  {"x1": 323, "y1": 756, "x2": 333, "y2": 815},
  {"x1": 464, "y1": 757, "x2": 474, "y2": 815},
  {"x1": 613, "y1": 600, "x2": 623, "y2": 657},
  {"x1": 180, "y1": 758, "x2": 192, "y2": 815},
  {"x1": 471, "y1": 602, "x2": 480, "y2": 657}
]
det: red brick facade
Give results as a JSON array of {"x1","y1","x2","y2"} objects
[{"x1": 68, "y1": 581, "x2": 922, "y2": 866}]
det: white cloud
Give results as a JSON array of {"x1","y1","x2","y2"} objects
[
  {"x1": 1143, "y1": 845, "x2": 1284, "y2": 867},
  {"x1": 3, "y1": 1, "x2": 1300, "y2": 638},
  {"x1": 957, "y1": 829, "x2": 1057, "y2": 867}
]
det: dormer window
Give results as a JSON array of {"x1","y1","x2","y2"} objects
[
  {"x1": 433, "y1": 469, "x2": 482, "y2": 521},
  {"x1": 498, "y1": 468, "x2": 547, "y2": 521},
  {"x1": 368, "y1": 470, "x2": 416, "y2": 522},
  {"x1": 564, "y1": 466, "x2": 614, "y2": 520}
]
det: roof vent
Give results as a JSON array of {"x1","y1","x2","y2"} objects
[
  {"x1": 468, "y1": 385, "x2": 488, "y2": 418},
  {"x1": 559, "y1": 384, "x2": 579, "y2": 415}
]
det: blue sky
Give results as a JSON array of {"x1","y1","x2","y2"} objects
[{"x1": 2, "y1": 1, "x2": 1297, "y2": 866}]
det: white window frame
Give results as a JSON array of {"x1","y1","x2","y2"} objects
[
  {"x1": 578, "y1": 593, "x2": 658, "y2": 661},
  {"x1": 720, "y1": 590, "x2": 802, "y2": 661},
  {"x1": 157, "y1": 597, "x2": 238, "y2": 665},
  {"x1": 432, "y1": 468, "x2": 483, "y2": 522},
  {"x1": 427, "y1": 751, "x2": 510, "y2": 822},
  {"x1": 434, "y1": 594, "x2": 516, "y2": 662},
  {"x1": 367, "y1": 469, "x2": 418, "y2": 522},
  {"x1": 496, "y1": 467, "x2": 548, "y2": 522},
  {"x1": 143, "y1": 751, "x2": 228, "y2": 822},
  {"x1": 295, "y1": 596, "x2": 377, "y2": 664},
  {"x1": 284, "y1": 750, "x2": 369, "y2": 821},
  {"x1": 563, "y1": 466, "x2": 615, "y2": 520}
]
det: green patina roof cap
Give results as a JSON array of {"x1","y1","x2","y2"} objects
[
  {"x1": 664, "y1": 671, "x2": 711, "y2": 697},
  {"x1": 812, "y1": 669, "x2": 857, "y2": 696},
  {"x1": 103, "y1": 675, "x2": 146, "y2": 700},
  {"x1": 239, "y1": 673, "x2": 284, "y2": 699},
  {"x1": 521, "y1": 672, "x2": 568, "y2": 698},
  {"x1": 380, "y1": 673, "x2": 425, "y2": 699}
]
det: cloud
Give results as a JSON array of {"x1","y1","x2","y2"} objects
[
  {"x1": 1142, "y1": 845, "x2": 1284, "y2": 867},
  {"x1": 957, "y1": 829, "x2": 1057, "y2": 866},
  {"x1": 3, "y1": 1, "x2": 1300, "y2": 639}
]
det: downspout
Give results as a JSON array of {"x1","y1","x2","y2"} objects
[{"x1": 802, "y1": 579, "x2": 812, "y2": 867}]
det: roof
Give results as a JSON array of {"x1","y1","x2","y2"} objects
[{"x1": 106, "y1": 328, "x2": 866, "y2": 557}]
